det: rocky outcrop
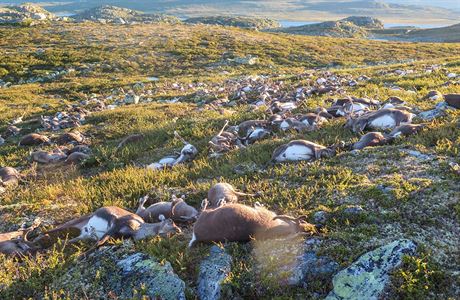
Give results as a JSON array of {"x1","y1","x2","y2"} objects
[
  {"x1": 342, "y1": 16, "x2": 384, "y2": 29},
  {"x1": 184, "y1": 16, "x2": 280, "y2": 30},
  {"x1": 0, "y1": 3, "x2": 57, "y2": 25},
  {"x1": 198, "y1": 246, "x2": 232, "y2": 300},
  {"x1": 50, "y1": 243, "x2": 186, "y2": 299},
  {"x1": 73, "y1": 5, "x2": 180, "y2": 24},
  {"x1": 271, "y1": 20, "x2": 370, "y2": 38},
  {"x1": 326, "y1": 239, "x2": 416, "y2": 300}
]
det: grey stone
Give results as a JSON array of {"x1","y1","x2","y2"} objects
[
  {"x1": 406, "y1": 150, "x2": 432, "y2": 160},
  {"x1": 326, "y1": 239, "x2": 416, "y2": 300},
  {"x1": 418, "y1": 108, "x2": 445, "y2": 120},
  {"x1": 288, "y1": 250, "x2": 340, "y2": 286},
  {"x1": 198, "y1": 245, "x2": 232, "y2": 300},
  {"x1": 313, "y1": 210, "x2": 328, "y2": 224}
]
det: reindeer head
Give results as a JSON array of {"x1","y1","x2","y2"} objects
[
  {"x1": 157, "y1": 215, "x2": 182, "y2": 235},
  {"x1": 273, "y1": 215, "x2": 318, "y2": 235}
]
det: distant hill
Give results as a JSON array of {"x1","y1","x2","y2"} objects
[
  {"x1": 371, "y1": 22, "x2": 460, "y2": 42},
  {"x1": 270, "y1": 16, "x2": 383, "y2": 38},
  {"x1": 184, "y1": 16, "x2": 280, "y2": 30},
  {"x1": 0, "y1": 3, "x2": 57, "y2": 25},
  {"x1": 0, "y1": 0, "x2": 458, "y2": 24},
  {"x1": 73, "y1": 5, "x2": 180, "y2": 24}
]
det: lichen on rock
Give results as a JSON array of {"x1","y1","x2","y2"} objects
[
  {"x1": 50, "y1": 242, "x2": 186, "y2": 299},
  {"x1": 198, "y1": 245, "x2": 233, "y2": 300},
  {"x1": 326, "y1": 239, "x2": 416, "y2": 300}
]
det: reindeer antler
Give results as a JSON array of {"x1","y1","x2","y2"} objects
[
  {"x1": 174, "y1": 131, "x2": 188, "y2": 145},
  {"x1": 217, "y1": 120, "x2": 229, "y2": 137}
]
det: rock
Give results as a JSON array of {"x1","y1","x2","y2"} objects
[
  {"x1": 254, "y1": 237, "x2": 338, "y2": 289},
  {"x1": 198, "y1": 246, "x2": 232, "y2": 300},
  {"x1": 288, "y1": 250, "x2": 340, "y2": 286},
  {"x1": 418, "y1": 108, "x2": 445, "y2": 121},
  {"x1": 0, "y1": 4, "x2": 57, "y2": 25},
  {"x1": 405, "y1": 150, "x2": 432, "y2": 160},
  {"x1": 313, "y1": 211, "x2": 328, "y2": 224},
  {"x1": 326, "y1": 239, "x2": 416, "y2": 300},
  {"x1": 343, "y1": 205, "x2": 364, "y2": 215},
  {"x1": 72, "y1": 5, "x2": 181, "y2": 24},
  {"x1": 51, "y1": 244, "x2": 186, "y2": 299},
  {"x1": 341, "y1": 16, "x2": 384, "y2": 29},
  {"x1": 229, "y1": 55, "x2": 259, "y2": 66},
  {"x1": 184, "y1": 16, "x2": 280, "y2": 30}
]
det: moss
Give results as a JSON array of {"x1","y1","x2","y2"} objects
[{"x1": 389, "y1": 253, "x2": 451, "y2": 299}]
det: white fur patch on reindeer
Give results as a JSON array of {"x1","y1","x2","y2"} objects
[
  {"x1": 370, "y1": 115, "x2": 396, "y2": 129},
  {"x1": 83, "y1": 216, "x2": 110, "y2": 239},
  {"x1": 276, "y1": 145, "x2": 313, "y2": 162}
]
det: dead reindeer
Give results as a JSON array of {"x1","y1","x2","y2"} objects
[
  {"x1": 55, "y1": 131, "x2": 85, "y2": 145},
  {"x1": 243, "y1": 125, "x2": 271, "y2": 146},
  {"x1": 0, "y1": 219, "x2": 42, "y2": 257},
  {"x1": 315, "y1": 107, "x2": 334, "y2": 120},
  {"x1": 271, "y1": 140, "x2": 341, "y2": 163},
  {"x1": 37, "y1": 206, "x2": 182, "y2": 249},
  {"x1": 30, "y1": 149, "x2": 67, "y2": 164},
  {"x1": 206, "y1": 182, "x2": 256, "y2": 208},
  {"x1": 115, "y1": 133, "x2": 144, "y2": 152},
  {"x1": 5, "y1": 125, "x2": 21, "y2": 137},
  {"x1": 445, "y1": 94, "x2": 460, "y2": 109},
  {"x1": 344, "y1": 108, "x2": 415, "y2": 133},
  {"x1": 382, "y1": 96, "x2": 406, "y2": 109},
  {"x1": 147, "y1": 132, "x2": 198, "y2": 170},
  {"x1": 336, "y1": 100, "x2": 370, "y2": 117},
  {"x1": 188, "y1": 203, "x2": 317, "y2": 247},
  {"x1": 209, "y1": 121, "x2": 244, "y2": 154},
  {"x1": 279, "y1": 118, "x2": 312, "y2": 132},
  {"x1": 389, "y1": 124, "x2": 426, "y2": 138},
  {"x1": 352, "y1": 132, "x2": 391, "y2": 150},
  {"x1": 0, "y1": 166, "x2": 21, "y2": 187},
  {"x1": 136, "y1": 195, "x2": 198, "y2": 223},
  {"x1": 65, "y1": 152, "x2": 90, "y2": 165},
  {"x1": 270, "y1": 101, "x2": 298, "y2": 114},
  {"x1": 68, "y1": 145, "x2": 92, "y2": 155},
  {"x1": 297, "y1": 113, "x2": 328, "y2": 128},
  {"x1": 19, "y1": 133, "x2": 50, "y2": 146},
  {"x1": 236, "y1": 120, "x2": 269, "y2": 137}
]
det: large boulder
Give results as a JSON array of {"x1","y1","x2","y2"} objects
[
  {"x1": 50, "y1": 243, "x2": 186, "y2": 299},
  {"x1": 326, "y1": 239, "x2": 416, "y2": 300},
  {"x1": 198, "y1": 245, "x2": 233, "y2": 300},
  {"x1": 72, "y1": 5, "x2": 180, "y2": 24},
  {"x1": 0, "y1": 4, "x2": 57, "y2": 25},
  {"x1": 341, "y1": 16, "x2": 384, "y2": 29},
  {"x1": 184, "y1": 16, "x2": 280, "y2": 30}
]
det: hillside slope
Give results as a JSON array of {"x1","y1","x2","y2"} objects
[{"x1": 0, "y1": 22, "x2": 459, "y2": 299}]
